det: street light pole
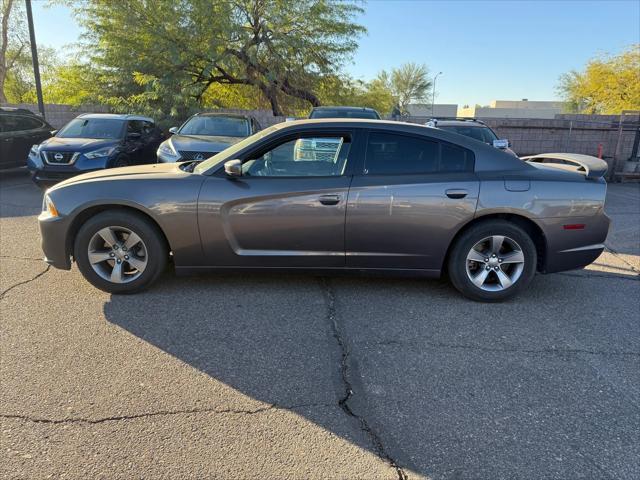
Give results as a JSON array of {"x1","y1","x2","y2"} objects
[
  {"x1": 24, "y1": 0, "x2": 45, "y2": 119},
  {"x1": 431, "y1": 72, "x2": 443, "y2": 117}
]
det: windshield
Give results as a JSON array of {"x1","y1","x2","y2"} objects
[
  {"x1": 438, "y1": 125, "x2": 498, "y2": 145},
  {"x1": 179, "y1": 116, "x2": 250, "y2": 137},
  {"x1": 194, "y1": 125, "x2": 278, "y2": 174},
  {"x1": 57, "y1": 118, "x2": 124, "y2": 139},
  {"x1": 310, "y1": 109, "x2": 380, "y2": 119}
]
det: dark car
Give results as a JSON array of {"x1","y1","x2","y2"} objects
[
  {"x1": 309, "y1": 106, "x2": 381, "y2": 119},
  {"x1": 426, "y1": 117, "x2": 517, "y2": 156},
  {"x1": 27, "y1": 113, "x2": 164, "y2": 187},
  {"x1": 0, "y1": 107, "x2": 54, "y2": 169},
  {"x1": 39, "y1": 119, "x2": 610, "y2": 302},
  {"x1": 157, "y1": 113, "x2": 261, "y2": 163}
]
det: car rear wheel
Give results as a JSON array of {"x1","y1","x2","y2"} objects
[
  {"x1": 74, "y1": 211, "x2": 167, "y2": 294},
  {"x1": 448, "y1": 220, "x2": 537, "y2": 302}
]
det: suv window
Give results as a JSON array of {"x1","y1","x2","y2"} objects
[
  {"x1": 365, "y1": 132, "x2": 474, "y2": 175},
  {"x1": 310, "y1": 109, "x2": 380, "y2": 119},
  {"x1": 439, "y1": 125, "x2": 498, "y2": 145},
  {"x1": 242, "y1": 136, "x2": 350, "y2": 177},
  {"x1": 58, "y1": 118, "x2": 125, "y2": 139},
  {"x1": 0, "y1": 115, "x2": 43, "y2": 132}
]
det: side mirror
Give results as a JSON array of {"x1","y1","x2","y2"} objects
[
  {"x1": 493, "y1": 139, "x2": 510, "y2": 149},
  {"x1": 224, "y1": 159, "x2": 242, "y2": 177},
  {"x1": 168, "y1": 127, "x2": 178, "y2": 135},
  {"x1": 50, "y1": 130, "x2": 58, "y2": 136}
]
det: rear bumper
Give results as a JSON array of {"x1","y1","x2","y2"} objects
[
  {"x1": 541, "y1": 213, "x2": 611, "y2": 273},
  {"x1": 38, "y1": 213, "x2": 72, "y2": 270}
]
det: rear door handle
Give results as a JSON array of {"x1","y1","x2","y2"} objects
[
  {"x1": 318, "y1": 194, "x2": 341, "y2": 205},
  {"x1": 445, "y1": 189, "x2": 468, "y2": 199}
]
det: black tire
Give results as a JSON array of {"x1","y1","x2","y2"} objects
[
  {"x1": 111, "y1": 155, "x2": 130, "y2": 168},
  {"x1": 447, "y1": 220, "x2": 537, "y2": 302},
  {"x1": 74, "y1": 210, "x2": 168, "y2": 294}
]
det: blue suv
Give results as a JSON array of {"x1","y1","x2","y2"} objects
[{"x1": 28, "y1": 113, "x2": 164, "y2": 187}]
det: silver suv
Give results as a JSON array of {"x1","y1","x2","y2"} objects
[{"x1": 426, "y1": 118, "x2": 517, "y2": 156}]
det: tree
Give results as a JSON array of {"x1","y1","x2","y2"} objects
[
  {"x1": 558, "y1": 45, "x2": 640, "y2": 114},
  {"x1": 61, "y1": 0, "x2": 365, "y2": 118},
  {"x1": 1, "y1": 0, "x2": 29, "y2": 103},
  {"x1": 376, "y1": 62, "x2": 432, "y2": 113}
]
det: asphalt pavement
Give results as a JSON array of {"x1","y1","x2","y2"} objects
[{"x1": 1, "y1": 169, "x2": 638, "y2": 479}]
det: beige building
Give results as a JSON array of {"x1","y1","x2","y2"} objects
[
  {"x1": 458, "y1": 100, "x2": 566, "y2": 119},
  {"x1": 406, "y1": 103, "x2": 458, "y2": 117}
]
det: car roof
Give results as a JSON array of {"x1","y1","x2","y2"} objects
[
  {"x1": 76, "y1": 113, "x2": 154, "y2": 122},
  {"x1": 193, "y1": 112, "x2": 254, "y2": 120},
  {"x1": 311, "y1": 106, "x2": 378, "y2": 112},
  {"x1": 0, "y1": 107, "x2": 38, "y2": 115},
  {"x1": 427, "y1": 118, "x2": 487, "y2": 127}
]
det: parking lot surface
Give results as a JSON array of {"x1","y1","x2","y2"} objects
[{"x1": 1, "y1": 170, "x2": 639, "y2": 479}]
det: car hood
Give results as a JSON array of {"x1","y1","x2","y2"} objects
[
  {"x1": 50, "y1": 162, "x2": 186, "y2": 190},
  {"x1": 40, "y1": 137, "x2": 120, "y2": 151},
  {"x1": 169, "y1": 134, "x2": 243, "y2": 153}
]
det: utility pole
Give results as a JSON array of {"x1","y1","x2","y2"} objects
[
  {"x1": 24, "y1": 0, "x2": 45, "y2": 119},
  {"x1": 431, "y1": 72, "x2": 442, "y2": 117}
]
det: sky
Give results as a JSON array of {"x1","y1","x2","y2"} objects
[{"x1": 31, "y1": 0, "x2": 640, "y2": 107}]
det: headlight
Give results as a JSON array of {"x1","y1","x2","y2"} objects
[
  {"x1": 158, "y1": 141, "x2": 179, "y2": 158},
  {"x1": 30, "y1": 144, "x2": 40, "y2": 155},
  {"x1": 85, "y1": 146, "x2": 117, "y2": 159},
  {"x1": 42, "y1": 194, "x2": 59, "y2": 217}
]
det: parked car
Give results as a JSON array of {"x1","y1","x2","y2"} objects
[
  {"x1": 157, "y1": 113, "x2": 260, "y2": 163},
  {"x1": 308, "y1": 106, "x2": 381, "y2": 119},
  {"x1": 27, "y1": 113, "x2": 163, "y2": 187},
  {"x1": 39, "y1": 119, "x2": 609, "y2": 302},
  {"x1": 0, "y1": 107, "x2": 54, "y2": 169},
  {"x1": 426, "y1": 118, "x2": 517, "y2": 156},
  {"x1": 302, "y1": 107, "x2": 381, "y2": 160}
]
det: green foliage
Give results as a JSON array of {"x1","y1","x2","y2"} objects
[
  {"x1": 558, "y1": 45, "x2": 640, "y2": 114},
  {"x1": 376, "y1": 62, "x2": 432, "y2": 113},
  {"x1": 48, "y1": 0, "x2": 365, "y2": 120}
]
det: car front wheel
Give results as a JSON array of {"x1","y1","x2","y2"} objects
[
  {"x1": 74, "y1": 210, "x2": 167, "y2": 294},
  {"x1": 448, "y1": 220, "x2": 537, "y2": 302}
]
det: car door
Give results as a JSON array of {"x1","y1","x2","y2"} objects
[
  {"x1": 345, "y1": 130, "x2": 479, "y2": 271},
  {"x1": 0, "y1": 116, "x2": 12, "y2": 168},
  {"x1": 197, "y1": 129, "x2": 359, "y2": 268}
]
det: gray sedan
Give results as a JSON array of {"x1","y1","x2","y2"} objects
[{"x1": 39, "y1": 119, "x2": 610, "y2": 301}]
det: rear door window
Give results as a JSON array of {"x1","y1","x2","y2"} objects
[{"x1": 365, "y1": 132, "x2": 474, "y2": 175}]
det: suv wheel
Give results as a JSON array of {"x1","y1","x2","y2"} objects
[
  {"x1": 448, "y1": 220, "x2": 537, "y2": 302},
  {"x1": 74, "y1": 210, "x2": 167, "y2": 294}
]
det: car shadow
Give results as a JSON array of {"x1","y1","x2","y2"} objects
[
  {"x1": 0, "y1": 169, "x2": 43, "y2": 219},
  {"x1": 102, "y1": 271, "x2": 456, "y2": 473},
  {"x1": 102, "y1": 266, "x2": 639, "y2": 477}
]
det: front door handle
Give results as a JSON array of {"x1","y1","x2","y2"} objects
[
  {"x1": 445, "y1": 189, "x2": 468, "y2": 199},
  {"x1": 318, "y1": 194, "x2": 341, "y2": 205}
]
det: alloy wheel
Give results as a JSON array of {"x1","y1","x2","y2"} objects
[
  {"x1": 87, "y1": 226, "x2": 148, "y2": 284},
  {"x1": 465, "y1": 235, "x2": 525, "y2": 291}
]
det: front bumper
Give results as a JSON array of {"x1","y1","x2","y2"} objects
[
  {"x1": 28, "y1": 152, "x2": 112, "y2": 187},
  {"x1": 38, "y1": 212, "x2": 72, "y2": 270}
]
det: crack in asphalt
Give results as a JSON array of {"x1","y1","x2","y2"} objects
[
  {"x1": 319, "y1": 277, "x2": 408, "y2": 480},
  {"x1": 372, "y1": 339, "x2": 640, "y2": 357},
  {"x1": 0, "y1": 255, "x2": 43, "y2": 261},
  {"x1": 0, "y1": 265, "x2": 51, "y2": 300},
  {"x1": 556, "y1": 271, "x2": 639, "y2": 282},
  {"x1": 0, "y1": 402, "x2": 334, "y2": 426},
  {"x1": 604, "y1": 246, "x2": 640, "y2": 274}
]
